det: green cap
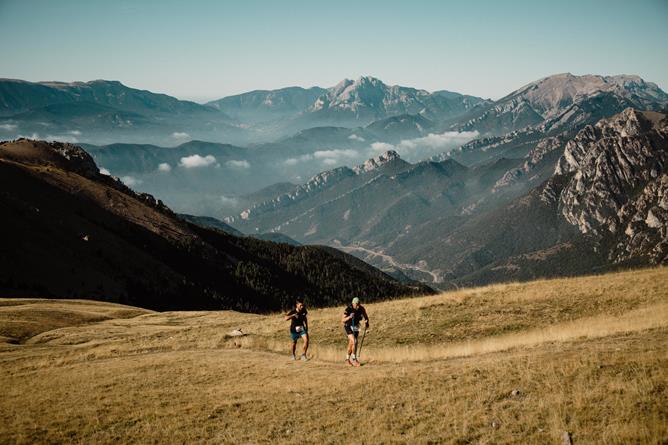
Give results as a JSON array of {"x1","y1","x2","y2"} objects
[{"x1": 352, "y1": 297, "x2": 360, "y2": 304}]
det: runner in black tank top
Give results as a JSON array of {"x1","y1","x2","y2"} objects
[
  {"x1": 285, "y1": 299, "x2": 309, "y2": 361},
  {"x1": 341, "y1": 297, "x2": 369, "y2": 367}
]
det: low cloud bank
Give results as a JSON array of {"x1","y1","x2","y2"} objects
[
  {"x1": 226, "y1": 159, "x2": 250, "y2": 169},
  {"x1": 179, "y1": 154, "x2": 217, "y2": 168},
  {"x1": 172, "y1": 132, "x2": 191, "y2": 140},
  {"x1": 220, "y1": 195, "x2": 239, "y2": 206},
  {"x1": 371, "y1": 131, "x2": 479, "y2": 162},
  {"x1": 284, "y1": 148, "x2": 360, "y2": 167}
]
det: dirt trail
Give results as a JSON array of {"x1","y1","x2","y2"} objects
[{"x1": 226, "y1": 302, "x2": 668, "y2": 364}]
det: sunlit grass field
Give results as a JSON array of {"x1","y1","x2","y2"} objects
[{"x1": 1, "y1": 267, "x2": 666, "y2": 444}]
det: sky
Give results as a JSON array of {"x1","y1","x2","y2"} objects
[{"x1": 1, "y1": 0, "x2": 667, "y2": 102}]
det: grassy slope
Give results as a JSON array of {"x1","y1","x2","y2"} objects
[{"x1": 0, "y1": 267, "x2": 666, "y2": 444}]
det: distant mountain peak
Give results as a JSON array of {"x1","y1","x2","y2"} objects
[
  {"x1": 460, "y1": 72, "x2": 668, "y2": 136},
  {"x1": 311, "y1": 77, "x2": 429, "y2": 119},
  {"x1": 512, "y1": 73, "x2": 667, "y2": 117},
  {"x1": 312, "y1": 76, "x2": 392, "y2": 113},
  {"x1": 355, "y1": 75, "x2": 385, "y2": 85}
]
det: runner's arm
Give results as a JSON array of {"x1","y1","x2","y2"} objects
[{"x1": 362, "y1": 307, "x2": 369, "y2": 327}]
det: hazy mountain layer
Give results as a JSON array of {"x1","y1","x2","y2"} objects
[
  {"x1": 0, "y1": 139, "x2": 432, "y2": 311},
  {"x1": 227, "y1": 109, "x2": 668, "y2": 287}
]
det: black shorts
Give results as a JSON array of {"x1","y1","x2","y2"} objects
[{"x1": 344, "y1": 325, "x2": 360, "y2": 337}]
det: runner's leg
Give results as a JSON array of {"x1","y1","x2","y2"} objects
[
  {"x1": 302, "y1": 333, "x2": 309, "y2": 355},
  {"x1": 347, "y1": 334, "x2": 355, "y2": 356}
]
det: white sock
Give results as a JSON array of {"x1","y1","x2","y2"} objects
[
  {"x1": 346, "y1": 354, "x2": 350, "y2": 360},
  {"x1": 351, "y1": 354, "x2": 356, "y2": 360}
]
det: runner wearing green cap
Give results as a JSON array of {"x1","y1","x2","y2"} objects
[{"x1": 342, "y1": 297, "x2": 369, "y2": 367}]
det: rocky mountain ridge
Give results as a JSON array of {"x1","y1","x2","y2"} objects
[
  {"x1": 554, "y1": 108, "x2": 668, "y2": 263},
  {"x1": 225, "y1": 109, "x2": 668, "y2": 286}
]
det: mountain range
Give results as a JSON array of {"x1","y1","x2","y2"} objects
[
  {"x1": 2, "y1": 74, "x2": 666, "y2": 148},
  {"x1": 0, "y1": 139, "x2": 431, "y2": 311},
  {"x1": 0, "y1": 78, "x2": 244, "y2": 146},
  {"x1": 206, "y1": 86, "x2": 326, "y2": 123},
  {"x1": 301, "y1": 76, "x2": 488, "y2": 127},
  {"x1": 227, "y1": 108, "x2": 668, "y2": 286},
  {"x1": 2, "y1": 72, "x2": 667, "y2": 293},
  {"x1": 0, "y1": 76, "x2": 489, "y2": 146}
]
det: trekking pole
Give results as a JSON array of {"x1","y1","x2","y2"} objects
[{"x1": 357, "y1": 325, "x2": 367, "y2": 359}]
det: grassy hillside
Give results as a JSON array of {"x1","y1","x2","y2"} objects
[{"x1": 1, "y1": 267, "x2": 666, "y2": 444}]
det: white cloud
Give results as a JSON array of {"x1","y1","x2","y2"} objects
[
  {"x1": 368, "y1": 131, "x2": 478, "y2": 162},
  {"x1": 178, "y1": 154, "x2": 217, "y2": 168},
  {"x1": 158, "y1": 162, "x2": 172, "y2": 172},
  {"x1": 348, "y1": 134, "x2": 365, "y2": 142},
  {"x1": 17, "y1": 133, "x2": 41, "y2": 140},
  {"x1": 172, "y1": 132, "x2": 191, "y2": 140},
  {"x1": 370, "y1": 142, "x2": 394, "y2": 152},
  {"x1": 313, "y1": 149, "x2": 358, "y2": 159},
  {"x1": 99, "y1": 167, "x2": 111, "y2": 175},
  {"x1": 46, "y1": 134, "x2": 78, "y2": 143},
  {"x1": 226, "y1": 159, "x2": 250, "y2": 169},
  {"x1": 0, "y1": 123, "x2": 17, "y2": 131},
  {"x1": 283, "y1": 154, "x2": 314, "y2": 166},
  {"x1": 69, "y1": 130, "x2": 82, "y2": 136},
  {"x1": 220, "y1": 195, "x2": 239, "y2": 206},
  {"x1": 121, "y1": 176, "x2": 142, "y2": 187},
  {"x1": 283, "y1": 149, "x2": 359, "y2": 167},
  {"x1": 399, "y1": 131, "x2": 478, "y2": 151}
]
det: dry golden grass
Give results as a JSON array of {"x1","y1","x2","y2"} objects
[
  {"x1": 0, "y1": 267, "x2": 667, "y2": 444},
  {"x1": 0, "y1": 298, "x2": 149, "y2": 346}
]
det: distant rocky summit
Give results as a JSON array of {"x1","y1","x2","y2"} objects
[{"x1": 458, "y1": 73, "x2": 668, "y2": 135}]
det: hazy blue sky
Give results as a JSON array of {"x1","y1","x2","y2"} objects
[{"x1": 1, "y1": 0, "x2": 666, "y2": 102}]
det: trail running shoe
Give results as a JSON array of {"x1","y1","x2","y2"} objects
[
  {"x1": 345, "y1": 359, "x2": 353, "y2": 366},
  {"x1": 352, "y1": 359, "x2": 361, "y2": 367},
  {"x1": 291, "y1": 355, "x2": 297, "y2": 361},
  {"x1": 300, "y1": 354, "x2": 309, "y2": 361}
]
